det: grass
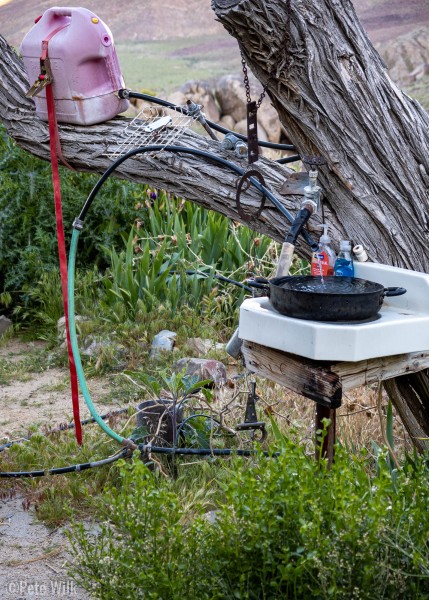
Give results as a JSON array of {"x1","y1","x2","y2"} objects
[
  {"x1": 116, "y1": 35, "x2": 241, "y2": 94},
  {"x1": 0, "y1": 348, "x2": 57, "y2": 385},
  {"x1": 404, "y1": 74, "x2": 429, "y2": 109}
]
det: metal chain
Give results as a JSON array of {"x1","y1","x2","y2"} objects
[
  {"x1": 241, "y1": 53, "x2": 268, "y2": 109},
  {"x1": 240, "y1": 0, "x2": 293, "y2": 107}
]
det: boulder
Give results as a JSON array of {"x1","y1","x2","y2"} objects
[
  {"x1": 215, "y1": 74, "x2": 248, "y2": 123},
  {"x1": 257, "y1": 102, "x2": 281, "y2": 143},
  {"x1": 0, "y1": 315, "x2": 12, "y2": 335},
  {"x1": 187, "y1": 337, "x2": 225, "y2": 356},
  {"x1": 166, "y1": 90, "x2": 187, "y2": 108},
  {"x1": 215, "y1": 74, "x2": 280, "y2": 142},
  {"x1": 233, "y1": 118, "x2": 269, "y2": 143},
  {"x1": 174, "y1": 357, "x2": 227, "y2": 387},
  {"x1": 378, "y1": 26, "x2": 429, "y2": 82},
  {"x1": 150, "y1": 330, "x2": 176, "y2": 358},
  {"x1": 218, "y1": 114, "x2": 236, "y2": 130}
]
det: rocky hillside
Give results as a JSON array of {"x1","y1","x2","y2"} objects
[
  {"x1": 1, "y1": 0, "x2": 428, "y2": 48},
  {"x1": 0, "y1": 0, "x2": 428, "y2": 90},
  {"x1": 0, "y1": 0, "x2": 223, "y2": 47}
]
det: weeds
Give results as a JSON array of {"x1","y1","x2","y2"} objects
[{"x1": 69, "y1": 437, "x2": 429, "y2": 599}]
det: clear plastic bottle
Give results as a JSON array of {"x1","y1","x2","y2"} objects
[
  {"x1": 334, "y1": 240, "x2": 355, "y2": 277},
  {"x1": 311, "y1": 224, "x2": 336, "y2": 277}
]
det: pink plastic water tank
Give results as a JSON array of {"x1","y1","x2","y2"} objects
[{"x1": 20, "y1": 7, "x2": 129, "y2": 125}]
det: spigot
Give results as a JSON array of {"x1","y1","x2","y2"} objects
[
  {"x1": 220, "y1": 133, "x2": 248, "y2": 159},
  {"x1": 186, "y1": 100, "x2": 218, "y2": 141},
  {"x1": 303, "y1": 168, "x2": 321, "y2": 214}
]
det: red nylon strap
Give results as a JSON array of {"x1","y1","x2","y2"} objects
[
  {"x1": 41, "y1": 26, "x2": 73, "y2": 169},
  {"x1": 43, "y1": 29, "x2": 83, "y2": 445}
]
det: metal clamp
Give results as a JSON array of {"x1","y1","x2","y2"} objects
[
  {"x1": 26, "y1": 58, "x2": 53, "y2": 98},
  {"x1": 236, "y1": 382, "x2": 267, "y2": 442}
]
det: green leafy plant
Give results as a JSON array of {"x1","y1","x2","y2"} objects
[{"x1": 69, "y1": 437, "x2": 429, "y2": 600}]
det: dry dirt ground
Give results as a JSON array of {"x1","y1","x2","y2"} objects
[
  {"x1": 0, "y1": 497, "x2": 91, "y2": 600},
  {"x1": 0, "y1": 338, "x2": 118, "y2": 600},
  {"x1": 0, "y1": 335, "x2": 406, "y2": 598},
  {"x1": 0, "y1": 339, "x2": 113, "y2": 439}
]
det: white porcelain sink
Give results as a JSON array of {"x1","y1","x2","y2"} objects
[{"x1": 238, "y1": 262, "x2": 429, "y2": 362}]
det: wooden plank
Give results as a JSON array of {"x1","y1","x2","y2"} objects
[
  {"x1": 241, "y1": 342, "x2": 429, "y2": 407},
  {"x1": 332, "y1": 351, "x2": 429, "y2": 390},
  {"x1": 241, "y1": 341, "x2": 342, "y2": 408}
]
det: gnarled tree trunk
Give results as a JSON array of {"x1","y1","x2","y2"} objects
[
  {"x1": 1, "y1": 0, "x2": 429, "y2": 449},
  {"x1": 211, "y1": 0, "x2": 429, "y2": 451}
]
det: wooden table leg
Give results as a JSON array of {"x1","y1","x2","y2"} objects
[{"x1": 315, "y1": 403, "x2": 336, "y2": 466}]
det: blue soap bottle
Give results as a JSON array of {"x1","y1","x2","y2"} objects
[{"x1": 334, "y1": 240, "x2": 354, "y2": 277}]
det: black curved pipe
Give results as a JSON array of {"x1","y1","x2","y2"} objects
[
  {"x1": 77, "y1": 145, "x2": 317, "y2": 251},
  {"x1": 122, "y1": 90, "x2": 297, "y2": 152}
]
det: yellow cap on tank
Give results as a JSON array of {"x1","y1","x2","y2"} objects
[{"x1": 91, "y1": 17, "x2": 99, "y2": 24}]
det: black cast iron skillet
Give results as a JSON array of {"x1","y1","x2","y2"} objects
[{"x1": 247, "y1": 276, "x2": 407, "y2": 322}]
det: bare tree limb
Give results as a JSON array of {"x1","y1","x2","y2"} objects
[{"x1": 0, "y1": 35, "x2": 323, "y2": 254}]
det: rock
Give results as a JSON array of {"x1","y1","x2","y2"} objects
[
  {"x1": 408, "y1": 62, "x2": 429, "y2": 82},
  {"x1": 215, "y1": 74, "x2": 281, "y2": 142},
  {"x1": 378, "y1": 26, "x2": 429, "y2": 83},
  {"x1": 234, "y1": 118, "x2": 268, "y2": 143},
  {"x1": 187, "y1": 337, "x2": 225, "y2": 356},
  {"x1": 257, "y1": 102, "x2": 281, "y2": 143},
  {"x1": 57, "y1": 315, "x2": 87, "y2": 339},
  {"x1": 215, "y1": 74, "x2": 248, "y2": 123},
  {"x1": 174, "y1": 357, "x2": 227, "y2": 387},
  {"x1": 0, "y1": 315, "x2": 12, "y2": 335},
  {"x1": 203, "y1": 510, "x2": 219, "y2": 524},
  {"x1": 218, "y1": 114, "x2": 236, "y2": 130},
  {"x1": 82, "y1": 337, "x2": 115, "y2": 358},
  {"x1": 149, "y1": 330, "x2": 176, "y2": 358},
  {"x1": 166, "y1": 90, "x2": 187, "y2": 108}
]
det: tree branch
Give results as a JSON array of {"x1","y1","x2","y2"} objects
[
  {"x1": 213, "y1": 0, "x2": 429, "y2": 271},
  {"x1": 0, "y1": 34, "x2": 323, "y2": 254}
]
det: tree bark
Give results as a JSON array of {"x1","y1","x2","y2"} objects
[
  {"x1": 0, "y1": 35, "x2": 321, "y2": 252},
  {"x1": 213, "y1": 0, "x2": 429, "y2": 271},
  {"x1": 1, "y1": 0, "x2": 429, "y2": 448},
  {"x1": 211, "y1": 0, "x2": 429, "y2": 449}
]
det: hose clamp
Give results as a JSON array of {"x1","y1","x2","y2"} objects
[{"x1": 73, "y1": 218, "x2": 84, "y2": 230}]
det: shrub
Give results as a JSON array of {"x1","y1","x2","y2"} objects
[
  {"x1": 69, "y1": 437, "x2": 429, "y2": 599},
  {"x1": 0, "y1": 126, "x2": 142, "y2": 302}
]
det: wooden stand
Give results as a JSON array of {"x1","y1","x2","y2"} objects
[{"x1": 242, "y1": 341, "x2": 429, "y2": 463}]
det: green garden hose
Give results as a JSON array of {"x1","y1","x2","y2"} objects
[
  {"x1": 68, "y1": 144, "x2": 317, "y2": 449},
  {"x1": 68, "y1": 228, "x2": 135, "y2": 447}
]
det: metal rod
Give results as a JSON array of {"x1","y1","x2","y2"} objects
[{"x1": 315, "y1": 403, "x2": 336, "y2": 467}]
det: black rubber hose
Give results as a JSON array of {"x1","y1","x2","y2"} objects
[
  {"x1": 181, "y1": 270, "x2": 252, "y2": 292},
  {"x1": 123, "y1": 91, "x2": 296, "y2": 151},
  {"x1": 276, "y1": 155, "x2": 301, "y2": 165},
  {"x1": 139, "y1": 444, "x2": 279, "y2": 457},
  {"x1": 77, "y1": 145, "x2": 317, "y2": 251},
  {"x1": 0, "y1": 450, "x2": 128, "y2": 479},
  {"x1": 0, "y1": 408, "x2": 130, "y2": 454},
  {"x1": 0, "y1": 444, "x2": 279, "y2": 477}
]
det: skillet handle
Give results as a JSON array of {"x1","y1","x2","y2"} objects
[
  {"x1": 383, "y1": 287, "x2": 407, "y2": 297},
  {"x1": 247, "y1": 278, "x2": 270, "y2": 292}
]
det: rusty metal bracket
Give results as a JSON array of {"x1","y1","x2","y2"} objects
[
  {"x1": 301, "y1": 155, "x2": 327, "y2": 168},
  {"x1": 280, "y1": 171, "x2": 309, "y2": 196},
  {"x1": 236, "y1": 381, "x2": 267, "y2": 442},
  {"x1": 247, "y1": 101, "x2": 259, "y2": 164}
]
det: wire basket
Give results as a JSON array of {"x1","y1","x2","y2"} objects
[{"x1": 106, "y1": 103, "x2": 196, "y2": 159}]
